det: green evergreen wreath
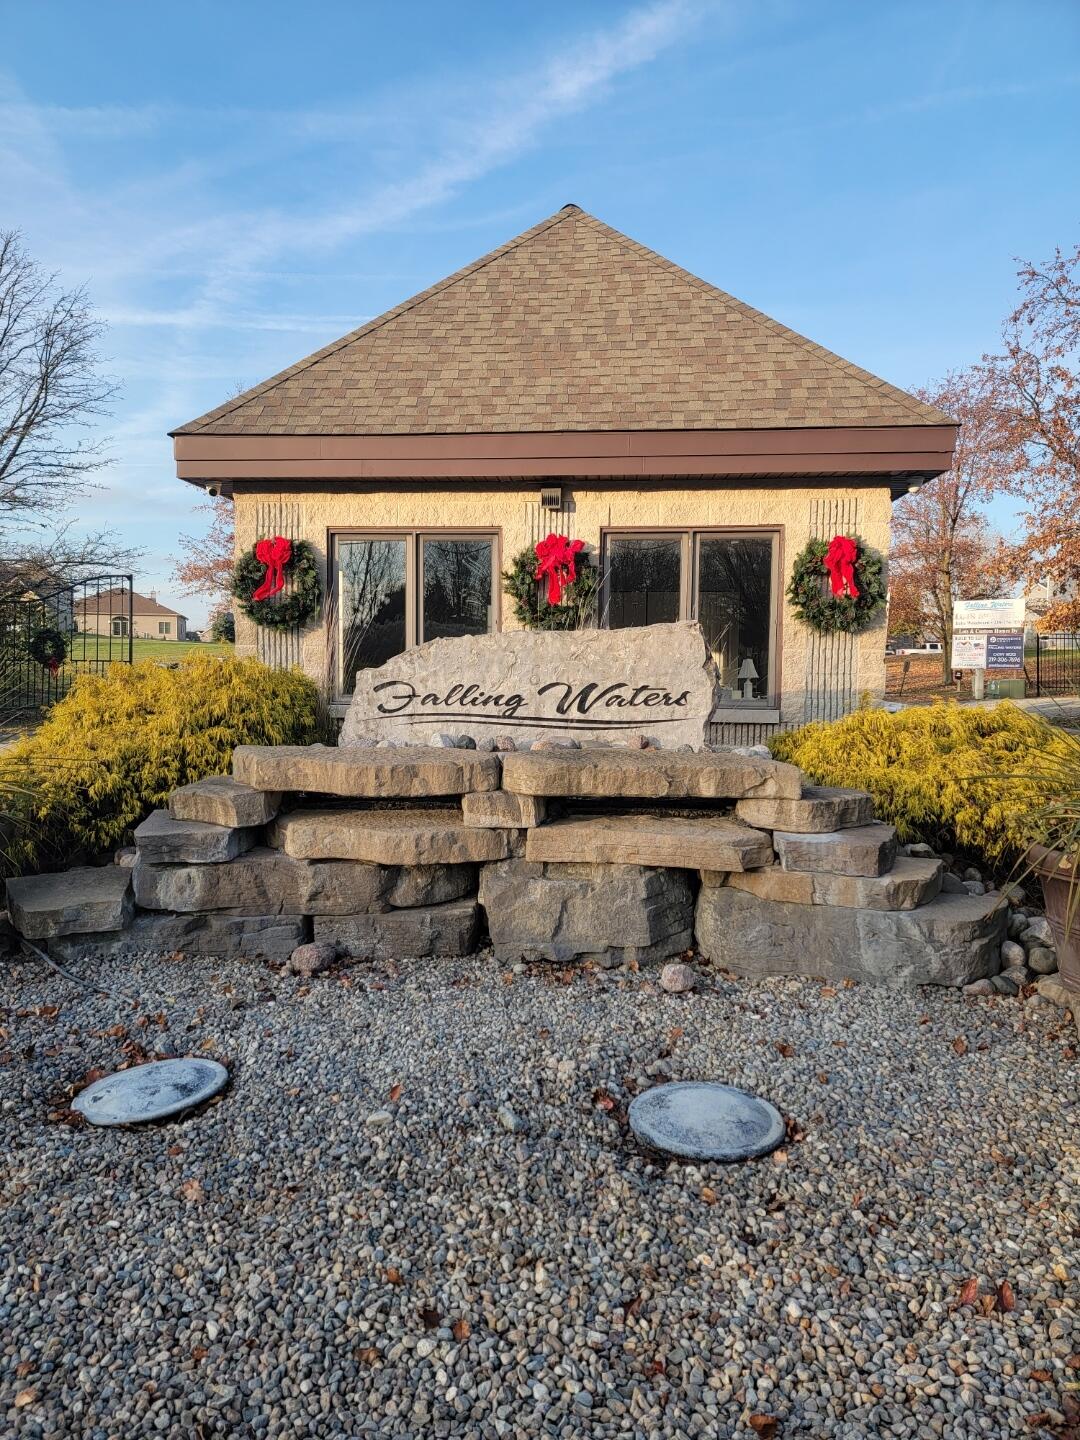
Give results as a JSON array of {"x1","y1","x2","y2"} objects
[
  {"x1": 787, "y1": 536, "x2": 886, "y2": 634},
  {"x1": 27, "y1": 625, "x2": 67, "y2": 671},
  {"x1": 502, "y1": 546, "x2": 599, "y2": 630},
  {"x1": 231, "y1": 539, "x2": 322, "y2": 630}
]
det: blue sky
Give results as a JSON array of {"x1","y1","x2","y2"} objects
[{"x1": 1, "y1": 0, "x2": 1076, "y2": 625}]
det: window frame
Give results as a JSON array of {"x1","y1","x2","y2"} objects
[
  {"x1": 329, "y1": 527, "x2": 501, "y2": 698},
  {"x1": 600, "y1": 525, "x2": 783, "y2": 707}
]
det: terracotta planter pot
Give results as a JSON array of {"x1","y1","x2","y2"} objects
[{"x1": 1027, "y1": 843, "x2": 1080, "y2": 996}]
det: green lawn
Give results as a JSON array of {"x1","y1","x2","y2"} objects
[{"x1": 67, "y1": 637, "x2": 235, "y2": 664}]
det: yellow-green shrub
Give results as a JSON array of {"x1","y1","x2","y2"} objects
[
  {"x1": 0, "y1": 655, "x2": 317, "y2": 874},
  {"x1": 770, "y1": 701, "x2": 1070, "y2": 864}
]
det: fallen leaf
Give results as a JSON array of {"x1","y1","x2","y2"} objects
[
  {"x1": 1025, "y1": 1414, "x2": 1051, "y2": 1429},
  {"x1": 200, "y1": 1038, "x2": 215, "y2": 1052},
  {"x1": 1052, "y1": 1263, "x2": 1069, "y2": 1283},
  {"x1": 668, "y1": 1026, "x2": 684, "y2": 1042},
  {"x1": 624, "y1": 1293, "x2": 643, "y2": 1319},
  {"x1": 841, "y1": 977, "x2": 857, "y2": 989},
  {"x1": 501, "y1": 971, "x2": 514, "y2": 985},
  {"x1": 701, "y1": 1186, "x2": 718, "y2": 1205},
  {"x1": 356, "y1": 1346, "x2": 380, "y2": 1365},
  {"x1": 388, "y1": 1083, "x2": 402, "y2": 1103},
  {"x1": 15, "y1": 1361, "x2": 32, "y2": 1377},
  {"x1": 178, "y1": 1178, "x2": 206, "y2": 1205},
  {"x1": 1066, "y1": 1353, "x2": 1080, "y2": 1370},
  {"x1": 832, "y1": 1039, "x2": 847, "y2": 1049},
  {"x1": 952, "y1": 1036, "x2": 968, "y2": 1056},
  {"x1": 593, "y1": 1089, "x2": 616, "y2": 1112},
  {"x1": 748, "y1": 1414, "x2": 779, "y2": 1438},
  {"x1": 979, "y1": 1294, "x2": 997, "y2": 1316},
  {"x1": 419, "y1": 1305, "x2": 440, "y2": 1330},
  {"x1": 1029, "y1": 1369, "x2": 1051, "y2": 1383},
  {"x1": 15, "y1": 1389, "x2": 35, "y2": 1408},
  {"x1": 167, "y1": 1144, "x2": 183, "y2": 1157},
  {"x1": 957, "y1": 1276, "x2": 979, "y2": 1307},
  {"x1": 774, "y1": 1041, "x2": 794, "y2": 1058},
  {"x1": 989, "y1": 1146, "x2": 1014, "y2": 1166},
  {"x1": 819, "y1": 986, "x2": 837, "y2": 998},
  {"x1": 817, "y1": 1072, "x2": 829, "y2": 1084},
  {"x1": 917, "y1": 1014, "x2": 931, "y2": 1025},
  {"x1": 646, "y1": 1358, "x2": 667, "y2": 1377},
  {"x1": 771, "y1": 1148, "x2": 788, "y2": 1166},
  {"x1": 191, "y1": 1346, "x2": 208, "y2": 1361},
  {"x1": 996, "y1": 1280, "x2": 1016, "y2": 1312},
  {"x1": 451, "y1": 1318, "x2": 470, "y2": 1342},
  {"x1": 386, "y1": 1267, "x2": 403, "y2": 1286}
]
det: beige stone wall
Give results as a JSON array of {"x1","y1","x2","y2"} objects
[{"x1": 232, "y1": 481, "x2": 892, "y2": 727}]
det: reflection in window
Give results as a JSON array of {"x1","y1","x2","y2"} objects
[
  {"x1": 339, "y1": 538, "x2": 407, "y2": 693},
  {"x1": 421, "y1": 538, "x2": 493, "y2": 642},
  {"x1": 698, "y1": 537, "x2": 773, "y2": 700},
  {"x1": 606, "y1": 537, "x2": 681, "y2": 628}
]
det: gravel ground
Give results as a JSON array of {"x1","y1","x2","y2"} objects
[{"x1": 1, "y1": 948, "x2": 1077, "y2": 1440}]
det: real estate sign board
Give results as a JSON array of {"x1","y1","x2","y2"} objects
[{"x1": 951, "y1": 597, "x2": 1025, "y2": 670}]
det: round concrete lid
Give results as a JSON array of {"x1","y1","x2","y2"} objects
[
  {"x1": 628, "y1": 1081, "x2": 785, "y2": 1161},
  {"x1": 72, "y1": 1059, "x2": 228, "y2": 1126}
]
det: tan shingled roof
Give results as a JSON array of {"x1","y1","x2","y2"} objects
[
  {"x1": 75, "y1": 589, "x2": 187, "y2": 620},
  {"x1": 174, "y1": 205, "x2": 949, "y2": 436}
]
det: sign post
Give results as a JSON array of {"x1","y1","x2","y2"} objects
[{"x1": 951, "y1": 598, "x2": 1026, "y2": 698}]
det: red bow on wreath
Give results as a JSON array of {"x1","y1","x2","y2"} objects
[
  {"x1": 251, "y1": 535, "x2": 293, "y2": 602},
  {"x1": 823, "y1": 535, "x2": 860, "y2": 599},
  {"x1": 534, "y1": 533, "x2": 584, "y2": 605}
]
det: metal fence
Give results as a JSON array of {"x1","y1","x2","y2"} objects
[
  {"x1": 0, "y1": 574, "x2": 133, "y2": 722},
  {"x1": 1031, "y1": 631, "x2": 1080, "y2": 697}
]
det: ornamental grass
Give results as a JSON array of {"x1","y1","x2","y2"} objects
[
  {"x1": 771, "y1": 701, "x2": 1078, "y2": 867},
  {"x1": 0, "y1": 655, "x2": 317, "y2": 876}
]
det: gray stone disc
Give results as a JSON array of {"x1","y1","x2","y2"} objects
[
  {"x1": 628, "y1": 1081, "x2": 785, "y2": 1161},
  {"x1": 72, "y1": 1059, "x2": 228, "y2": 1126}
]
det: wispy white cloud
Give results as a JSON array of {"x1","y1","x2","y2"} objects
[{"x1": 0, "y1": 0, "x2": 705, "y2": 621}]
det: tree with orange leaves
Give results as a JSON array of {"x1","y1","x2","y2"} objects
[
  {"x1": 995, "y1": 240, "x2": 1080, "y2": 630},
  {"x1": 173, "y1": 495, "x2": 235, "y2": 621},
  {"x1": 889, "y1": 365, "x2": 1020, "y2": 683}
]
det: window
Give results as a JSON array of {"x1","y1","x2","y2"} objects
[
  {"x1": 334, "y1": 532, "x2": 496, "y2": 694},
  {"x1": 603, "y1": 529, "x2": 779, "y2": 704},
  {"x1": 158, "y1": 620, "x2": 171, "y2": 635},
  {"x1": 111, "y1": 616, "x2": 129, "y2": 637}
]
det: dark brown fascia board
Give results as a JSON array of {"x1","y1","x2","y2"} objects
[{"x1": 174, "y1": 424, "x2": 956, "y2": 486}]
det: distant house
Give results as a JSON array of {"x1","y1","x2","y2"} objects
[{"x1": 75, "y1": 588, "x2": 188, "y2": 641}]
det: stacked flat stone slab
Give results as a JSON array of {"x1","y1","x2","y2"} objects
[{"x1": 4, "y1": 740, "x2": 1004, "y2": 986}]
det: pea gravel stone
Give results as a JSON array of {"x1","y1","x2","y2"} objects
[{"x1": 1, "y1": 949, "x2": 1076, "y2": 1439}]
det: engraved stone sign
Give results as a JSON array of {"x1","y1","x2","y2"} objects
[{"x1": 340, "y1": 622, "x2": 719, "y2": 750}]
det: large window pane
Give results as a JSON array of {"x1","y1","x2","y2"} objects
[
  {"x1": 606, "y1": 537, "x2": 682, "y2": 628},
  {"x1": 697, "y1": 536, "x2": 773, "y2": 700},
  {"x1": 339, "y1": 538, "x2": 407, "y2": 693},
  {"x1": 421, "y1": 538, "x2": 493, "y2": 642}
]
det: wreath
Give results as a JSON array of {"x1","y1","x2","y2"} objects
[
  {"x1": 231, "y1": 537, "x2": 322, "y2": 630},
  {"x1": 27, "y1": 625, "x2": 68, "y2": 675},
  {"x1": 787, "y1": 535, "x2": 886, "y2": 634},
  {"x1": 503, "y1": 540, "x2": 599, "y2": 630}
]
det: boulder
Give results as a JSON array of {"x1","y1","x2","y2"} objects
[
  {"x1": 461, "y1": 791, "x2": 547, "y2": 829},
  {"x1": 773, "y1": 823, "x2": 898, "y2": 878},
  {"x1": 233, "y1": 743, "x2": 501, "y2": 797},
  {"x1": 735, "y1": 786, "x2": 874, "y2": 834},
  {"x1": 525, "y1": 813, "x2": 773, "y2": 871},
  {"x1": 479, "y1": 859, "x2": 693, "y2": 965},
  {"x1": 314, "y1": 900, "x2": 479, "y2": 960},
  {"x1": 1028, "y1": 945, "x2": 1058, "y2": 975},
  {"x1": 1036, "y1": 974, "x2": 1075, "y2": 1008},
  {"x1": 268, "y1": 809, "x2": 511, "y2": 865},
  {"x1": 659, "y1": 962, "x2": 696, "y2": 994},
  {"x1": 339, "y1": 622, "x2": 719, "y2": 750},
  {"x1": 715, "y1": 856, "x2": 943, "y2": 912},
  {"x1": 50, "y1": 911, "x2": 305, "y2": 963},
  {"x1": 287, "y1": 941, "x2": 338, "y2": 977},
  {"x1": 501, "y1": 748, "x2": 802, "y2": 802},
  {"x1": 132, "y1": 847, "x2": 476, "y2": 914},
  {"x1": 695, "y1": 886, "x2": 1006, "y2": 987},
  {"x1": 169, "y1": 775, "x2": 281, "y2": 828},
  {"x1": 134, "y1": 809, "x2": 257, "y2": 865},
  {"x1": 7, "y1": 866, "x2": 133, "y2": 940}
]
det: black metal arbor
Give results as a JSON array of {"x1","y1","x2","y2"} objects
[{"x1": 0, "y1": 573, "x2": 133, "y2": 722}]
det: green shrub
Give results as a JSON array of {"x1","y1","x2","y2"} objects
[
  {"x1": 770, "y1": 701, "x2": 1072, "y2": 865},
  {"x1": 0, "y1": 655, "x2": 317, "y2": 874}
]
